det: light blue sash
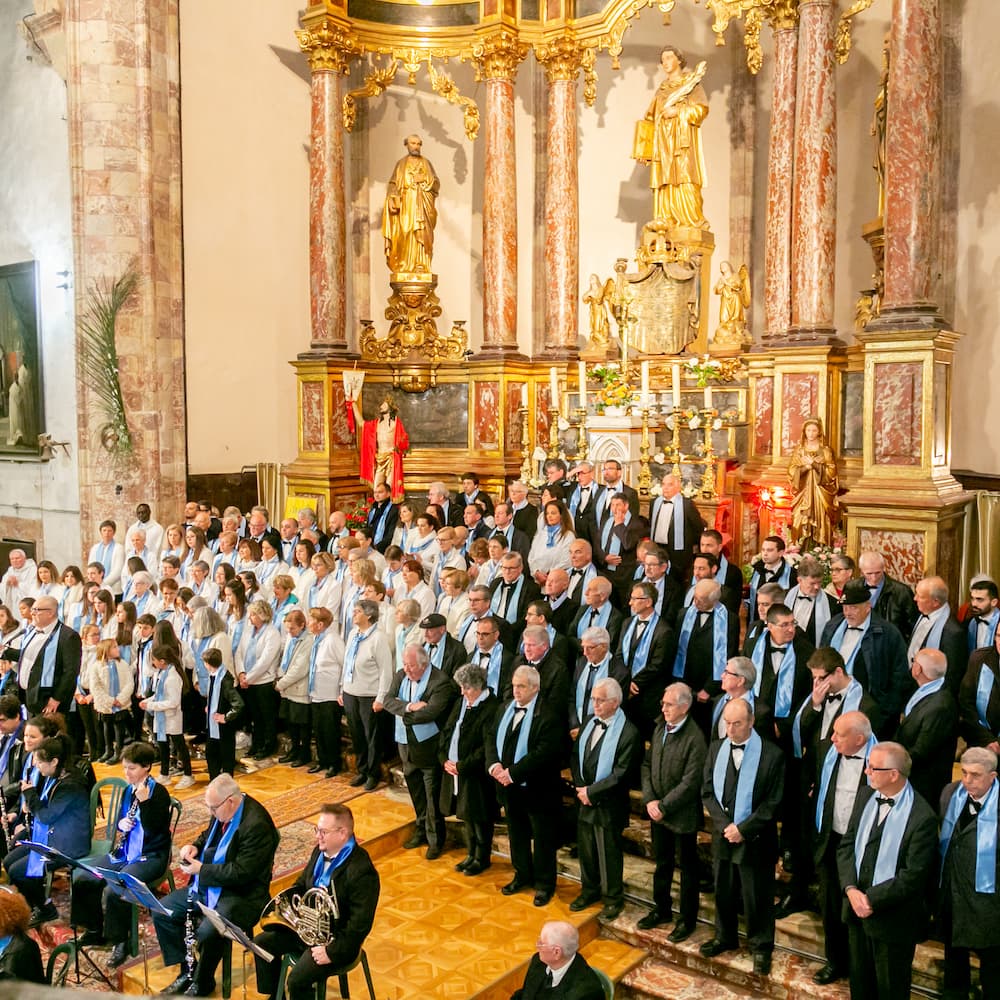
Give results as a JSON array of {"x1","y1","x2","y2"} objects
[
  {"x1": 621, "y1": 613, "x2": 659, "y2": 677},
  {"x1": 600, "y1": 512, "x2": 631, "y2": 558},
  {"x1": 230, "y1": 618, "x2": 246, "y2": 657},
  {"x1": 750, "y1": 635, "x2": 797, "y2": 717},
  {"x1": 576, "y1": 601, "x2": 612, "y2": 639},
  {"x1": 814, "y1": 735, "x2": 877, "y2": 831},
  {"x1": 242, "y1": 626, "x2": 262, "y2": 677},
  {"x1": 26, "y1": 776, "x2": 58, "y2": 877},
  {"x1": 854, "y1": 781, "x2": 915, "y2": 886},
  {"x1": 152, "y1": 667, "x2": 170, "y2": 740},
  {"x1": 711, "y1": 730, "x2": 763, "y2": 825},
  {"x1": 788, "y1": 586, "x2": 831, "y2": 640},
  {"x1": 480, "y1": 643, "x2": 503, "y2": 694},
  {"x1": 827, "y1": 616, "x2": 872, "y2": 674},
  {"x1": 903, "y1": 676, "x2": 945, "y2": 717},
  {"x1": 748, "y1": 560, "x2": 793, "y2": 614},
  {"x1": 313, "y1": 836, "x2": 356, "y2": 888},
  {"x1": 940, "y1": 779, "x2": 998, "y2": 893},
  {"x1": 307, "y1": 633, "x2": 324, "y2": 694},
  {"x1": 673, "y1": 604, "x2": 729, "y2": 681},
  {"x1": 279, "y1": 635, "x2": 301, "y2": 675},
  {"x1": 394, "y1": 669, "x2": 438, "y2": 743},
  {"x1": 791, "y1": 678, "x2": 864, "y2": 758},
  {"x1": 342, "y1": 626, "x2": 374, "y2": 685},
  {"x1": 969, "y1": 612, "x2": 1000, "y2": 654},
  {"x1": 577, "y1": 708, "x2": 627, "y2": 783},
  {"x1": 448, "y1": 689, "x2": 490, "y2": 760},
  {"x1": 207, "y1": 669, "x2": 224, "y2": 738},
  {"x1": 490, "y1": 577, "x2": 524, "y2": 625},
  {"x1": 575, "y1": 657, "x2": 610, "y2": 723},
  {"x1": 494, "y1": 696, "x2": 538, "y2": 771},
  {"x1": 977, "y1": 665, "x2": 996, "y2": 731},
  {"x1": 196, "y1": 795, "x2": 246, "y2": 909},
  {"x1": 107, "y1": 661, "x2": 122, "y2": 709}
]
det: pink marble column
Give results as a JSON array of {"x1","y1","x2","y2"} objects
[
  {"x1": 878, "y1": 0, "x2": 942, "y2": 323},
  {"x1": 542, "y1": 73, "x2": 579, "y2": 358},
  {"x1": 789, "y1": 0, "x2": 837, "y2": 341},
  {"x1": 763, "y1": 20, "x2": 798, "y2": 341}
]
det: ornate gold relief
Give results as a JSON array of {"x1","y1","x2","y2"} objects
[
  {"x1": 767, "y1": 0, "x2": 799, "y2": 31},
  {"x1": 427, "y1": 61, "x2": 481, "y2": 140},
  {"x1": 535, "y1": 34, "x2": 600, "y2": 107},
  {"x1": 344, "y1": 58, "x2": 398, "y2": 132},
  {"x1": 470, "y1": 27, "x2": 529, "y2": 83},
  {"x1": 704, "y1": 0, "x2": 789, "y2": 74},
  {"x1": 835, "y1": 0, "x2": 876, "y2": 64},
  {"x1": 296, "y1": 17, "x2": 360, "y2": 75}
]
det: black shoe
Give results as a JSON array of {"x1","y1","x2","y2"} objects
[
  {"x1": 775, "y1": 894, "x2": 808, "y2": 919},
  {"x1": 464, "y1": 861, "x2": 490, "y2": 876},
  {"x1": 290, "y1": 758, "x2": 311, "y2": 768},
  {"x1": 79, "y1": 929, "x2": 108, "y2": 946},
  {"x1": 782, "y1": 848, "x2": 794, "y2": 873},
  {"x1": 569, "y1": 893, "x2": 600, "y2": 912},
  {"x1": 455, "y1": 856, "x2": 474, "y2": 872},
  {"x1": 636, "y1": 909, "x2": 669, "y2": 930},
  {"x1": 813, "y1": 963, "x2": 844, "y2": 985},
  {"x1": 160, "y1": 973, "x2": 193, "y2": 995},
  {"x1": 699, "y1": 938, "x2": 736, "y2": 958},
  {"x1": 28, "y1": 901, "x2": 58, "y2": 927},
  {"x1": 250, "y1": 750, "x2": 268, "y2": 761},
  {"x1": 501, "y1": 878, "x2": 529, "y2": 896},
  {"x1": 307, "y1": 763, "x2": 324, "y2": 774},
  {"x1": 403, "y1": 833, "x2": 428, "y2": 850},
  {"x1": 533, "y1": 890, "x2": 554, "y2": 907},
  {"x1": 425, "y1": 845, "x2": 443, "y2": 861},
  {"x1": 668, "y1": 921, "x2": 694, "y2": 943},
  {"x1": 363, "y1": 776, "x2": 379, "y2": 791},
  {"x1": 107, "y1": 751, "x2": 122, "y2": 764},
  {"x1": 183, "y1": 979, "x2": 215, "y2": 997},
  {"x1": 277, "y1": 752, "x2": 297, "y2": 764},
  {"x1": 600, "y1": 902, "x2": 624, "y2": 921},
  {"x1": 107, "y1": 942, "x2": 130, "y2": 969},
  {"x1": 325, "y1": 767, "x2": 341, "y2": 779},
  {"x1": 349, "y1": 773, "x2": 366, "y2": 787},
  {"x1": 753, "y1": 952, "x2": 772, "y2": 976}
]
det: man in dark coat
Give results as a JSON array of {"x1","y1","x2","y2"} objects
[
  {"x1": 836, "y1": 742, "x2": 938, "y2": 1000},
  {"x1": 569, "y1": 678, "x2": 640, "y2": 921},
  {"x1": 595, "y1": 495, "x2": 649, "y2": 605},
  {"x1": 638, "y1": 681, "x2": 707, "y2": 939},
  {"x1": 568, "y1": 626, "x2": 629, "y2": 739},
  {"x1": 938, "y1": 747, "x2": 1000, "y2": 1000},
  {"x1": 14, "y1": 596, "x2": 81, "y2": 715},
  {"x1": 566, "y1": 462, "x2": 605, "y2": 546},
  {"x1": 254, "y1": 803, "x2": 380, "y2": 1000},
  {"x1": 647, "y1": 474, "x2": 705, "y2": 584},
  {"x1": 492, "y1": 501, "x2": 532, "y2": 561},
  {"x1": 507, "y1": 483, "x2": 538, "y2": 542},
  {"x1": 905, "y1": 576, "x2": 967, "y2": 694},
  {"x1": 365, "y1": 481, "x2": 398, "y2": 553},
  {"x1": 511, "y1": 920, "x2": 603, "y2": 1000},
  {"x1": 858, "y1": 551, "x2": 916, "y2": 637},
  {"x1": 959, "y1": 626, "x2": 1000, "y2": 751},
  {"x1": 383, "y1": 644, "x2": 457, "y2": 860},
  {"x1": 489, "y1": 553, "x2": 541, "y2": 638}
]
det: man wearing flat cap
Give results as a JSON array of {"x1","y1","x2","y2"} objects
[{"x1": 420, "y1": 612, "x2": 467, "y2": 681}]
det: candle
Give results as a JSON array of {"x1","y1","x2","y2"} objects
[
  {"x1": 671, "y1": 363, "x2": 681, "y2": 409},
  {"x1": 549, "y1": 367, "x2": 559, "y2": 410},
  {"x1": 704, "y1": 385, "x2": 712, "y2": 410},
  {"x1": 640, "y1": 361, "x2": 650, "y2": 410},
  {"x1": 578, "y1": 361, "x2": 587, "y2": 410}
]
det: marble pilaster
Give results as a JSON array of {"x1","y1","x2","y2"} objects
[
  {"x1": 763, "y1": 14, "x2": 798, "y2": 341},
  {"x1": 789, "y1": 0, "x2": 837, "y2": 343}
]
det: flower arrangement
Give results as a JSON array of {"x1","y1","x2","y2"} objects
[
  {"x1": 590, "y1": 365, "x2": 637, "y2": 414},
  {"x1": 685, "y1": 354, "x2": 724, "y2": 388},
  {"x1": 785, "y1": 540, "x2": 849, "y2": 585},
  {"x1": 346, "y1": 498, "x2": 371, "y2": 531}
]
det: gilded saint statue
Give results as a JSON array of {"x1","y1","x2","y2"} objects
[
  {"x1": 633, "y1": 47, "x2": 709, "y2": 230},
  {"x1": 871, "y1": 32, "x2": 890, "y2": 219},
  {"x1": 381, "y1": 134, "x2": 440, "y2": 276},
  {"x1": 788, "y1": 418, "x2": 839, "y2": 548},
  {"x1": 713, "y1": 262, "x2": 751, "y2": 348},
  {"x1": 582, "y1": 274, "x2": 615, "y2": 351}
]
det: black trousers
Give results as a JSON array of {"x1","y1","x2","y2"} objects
[
  {"x1": 818, "y1": 837, "x2": 849, "y2": 971},
  {"x1": 3, "y1": 844, "x2": 49, "y2": 907},
  {"x1": 847, "y1": 921, "x2": 915, "y2": 1000},
  {"x1": 77, "y1": 701, "x2": 104, "y2": 759},
  {"x1": 577, "y1": 818, "x2": 624, "y2": 906},
  {"x1": 101, "y1": 711, "x2": 130, "y2": 754},
  {"x1": 205, "y1": 727, "x2": 237, "y2": 779},
  {"x1": 399, "y1": 745, "x2": 445, "y2": 848},
  {"x1": 943, "y1": 941, "x2": 1000, "y2": 999},
  {"x1": 311, "y1": 702, "x2": 342, "y2": 770},
  {"x1": 158, "y1": 734, "x2": 191, "y2": 777},
  {"x1": 503, "y1": 788, "x2": 557, "y2": 893},
  {"x1": 245, "y1": 684, "x2": 278, "y2": 755},
  {"x1": 71, "y1": 851, "x2": 169, "y2": 941},
  {"x1": 650, "y1": 824, "x2": 700, "y2": 925},
  {"x1": 713, "y1": 853, "x2": 775, "y2": 953},
  {"x1": 253, "y1": 925, "x2": 340, "y2": 1000},
  {"x1": 342, "y1": 694, "x2": 380, "y2": 780}
]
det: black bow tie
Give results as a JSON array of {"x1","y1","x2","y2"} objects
[
  {"x1": 592, "y1": 720, "x2": 607, "y2": 731},
  {"x1": 969, "y1": 800, "x2": 981, "y2": 814},
  {"x1": 976, "y1": 617, "x2": 991, "y2": 625},
  {"x1": 842, "y1": 754, "x2": 863, "y2": 760},
  {"x1": 731, "y1": 744, "x2": 745, "y2": 755},
  {"x1": 826, "y1": 693, "x2": 843, "y2": 704},
  {"x1": 503, "y1": 581, "x2": 515, "y2": 590},
  {"x1": 846, "y1": 626, "x2": 864, "y2": 632},
  {"x1": 876, "y1": 796, "x2": 895, "y2": 808},
  {"x1": 571, "y1": 568, "x2": 583, "y2": 576},
  {"x1": 796, "y1": 595, "x2": 813, "y2": 602},
  {"x1": 771, "y1": 646, "x2": 786, "y2": 654}
]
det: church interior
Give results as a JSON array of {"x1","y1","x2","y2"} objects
[{"x1": 1, "y1": 0, "x2": 1000, "y2": 996}]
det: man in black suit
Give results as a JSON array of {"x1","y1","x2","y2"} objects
[
  {"x1": 896, "y1": 647, "x2": 958, "y2": 808},
  {"x1": 461, "y1": 501, "x2": 491, "y2": 548},
  {"x1": 784, "y1": 555, "x2": 839, "y2": 647},
  {"x1": 512, "y1": 625, "x2": 568, "y2": 709},
  {"x1": 489, "y1": 553, "x2": 541, "y2": 637},
  {"x1": 638, "y1": 681, "x2": 708, "y2": 938},
  {"x1": 746, "y1": 536, "x2": 797, "y2": 624},
  {"x1": 858, "y1": 550, "x2": 916, "y2": 637},
  {"x1": 565, "y1": 539, "x2": 603, "y2": 606},
  {"x1": 836, "y1": 742, "x2": 938, "y2": 1000},
  {"x1": 810, "y1": 710, "x2": 877, "y2": 985},
  {"x1": 596, "y1": 494, "x2": 649, "y2": 605},
  {"x1": 365, "y1": 481, "x2": 398, "y2": 553},
  {"x1": 154, "y1": 775, "x2": 280, "y2": 997},
  {"x1": 939, "y1": 747, "x2": 1000, "y2": 1000},
  {"x1": 698, "y1": 529, "x2": 744, "y2": 606},
  {"x1": 459, "y1": 585, "x2": 514, "y2": 652},
  {"x1": 458, "y1": 472, "x2": 494, "y2": 517},
  {"x1": 688, "y1": 553, "x2": 740, "y2": 617},
  {"x1": 967, "y1": 578, "x2": 1000, "y2": 654},
  {"x1": 383, "y1": 644, "x2": 457, "y2": 860},
  {"x1": 640, "y1": 545, "x2": 684, "y2": 626},
  {"x1": 959, "y1": 626, "x2": 1000, "y2": 751},
  {"x1": 613, "y1": 582, "x2": 674, "y2": 736},
  {"x1": 507, "y1": 482, "x2": 538, "y2": 542},
  {"x1": 597, "y1": 460, "x2": 639, "y2": 523},
  {"x1": 701, "y1": 698, "x2": 784, "y2": 975},
  {"x1": 566, "y1": 462, "x2": 604, "y2": 545},
  {"x1": 819, "y1": 579, "x2": 911, "y2": 739},
  {"x1": 246, "y1": 509, "x2": 282, "y2": 553},
  {"x1": 487, "y1": 665, "x2": 563, "y2": 907},
  {"x1": 648, "y1": 474, "x2": 705, "y2": 583},
  {"x1": 419, "y1": 612, "x2": 466, "y2": 681},
  {"x1": 490, "y1": 501, "x2": 532, "y2": 563},
  {"x1": 254, "y1": 803, "x2": 379, "y2": 1000},
  {"x1": 468, "y1": 614, "x2": 515, "y2": 699},
  {"x1": 15, "y1": 596, "x2": 81, "y2": 715},
  {"x1": 708, "y1": 656, "x2": 775, "y2": 743},
  {"x1": 427, "y1": 481, "x2": 462, "y2": 527},
  {"x1": 568, "y1": 626, "x2": 630, "y2": 738},
  {"x1": 542, "y1": 569, "x2": 579, "y2": 636},
  {"x1": 568, "y1": 576, "x2": 623, "y2": 656},
  {"x1": 569, "y1": 678, "x2": 641, "y2": 920},
  {"x1": 907, "y1": 575, "x2": 968, "y2": 694},
  {"x1": 511, "y1": 920, "x2": 604, "y2": 1000}
]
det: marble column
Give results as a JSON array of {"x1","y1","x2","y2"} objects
[
  {"x1": 538, "y1": 38, "x2": 583, "y2": 359},
  {"x1": 789, "y1": 0, "x2": 837, "y2": 342},
  {"x1": 877, "y1": 0, "x2": 943, "y2": 325},
  {"x1": 297, "y1": 20, "x2": 355, "y2": 354},
  {"x1": 475, "y1": 29, "x2": 527, "y2": 356},
  {"x1": 763, "y1": 7, "x2": 799, "y2": 342}
]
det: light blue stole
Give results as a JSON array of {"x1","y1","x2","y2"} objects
[
  {"x1": 621, "y1": 613, "x2": 658, "y2": 677},
  {"x1": 673, "y1": 604, "x2": 729, "y2": 680},
  {"x1": 448, "y1": 690, "x2": 490, "y2": 760},
  {"x1": 976, "y1": 665, "x2": 996, "y2": 731},
  {"x1": 279, "y1": 634, "x2": 301, "y2": 675},
  {"x1": 575, "y1": 656, "x2": 611, "y2": 724},
  {"x1": 152, "y1": 667, "x2": 171, "y2": 740},
  {"x1": 26, "y1": 776, "x2": 58, "y2": 876},
  {"x1": 119, "y1": 776, "x2": 156, "y2": 862},
  {"x1": 343, "y1": 626, "x2": 374, "y2": 685},
  {"x1": 711, "y1": 729, "x2": 763, "y2": 825},
  {"x1": 969, "y1": 611, "x2": 1000, "y2": 654},
  {"x1": 854, "y1": 781, "x2": 915, "y2": 886},
  {"x1": 491, "y1": 577, "x2": 524, "y2": 624},
  {"x1": 577, "y1": 708, "x2": 627, "y2": 783},
  {"x1": 207, "y1": 668, "x2": 225, "y2": 738},
  {"x1": 394, "y1": 669, "x2": 438, "y2": 743},
  {"x1": 750, "y1": 634, "x2": 797, "y2": 717},
  {"x1": 787, "y1": 585, "x2": 831, "y2": 641},
  {"x1": 903, "y1": 676, "x2": 945, "y2": 717},
  {"x1": 495, "y1": 696, "x2": 538, "y2": 770},
  {"x1": 747, "y1": 559, "x2": 793, "y2": 614},
  {"x1": 600, "y1": 511, "x2": 631, "y2": 558},
  {"x1": 307, "y1": 632, "x2": 325, "y2": 695},
  {"x1": 940, "y1": 778, "x2": 999, "y2": 893},
  {"x1": 814, "y1": 734, "x2": 878, "y2": 831},
  {"x1": 791, "y1": 678, "x2": 864, "y2": 758},
  {"x1": 480, "y1": 643, "x2": 504, "y2": 694},
  {"x1": 827, "y1": 616, "x2": 872, "y2": 674},
  {"x1": 313, "y1": 836, "x2": 356, "y2": 888},
  {"x1": 194, "y1": 795, "x2": 246, "y2": 908},
  {"x1": 576, "y1": 601, "x2": 612, "y2": 639}
]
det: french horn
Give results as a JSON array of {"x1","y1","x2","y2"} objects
[{"x1": 261, "y1": 885, "x2": 339, "y2": 947}]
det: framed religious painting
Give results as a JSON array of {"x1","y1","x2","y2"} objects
[{"x1": 0, "y1": 261, "x2": 44, "y2": 457}]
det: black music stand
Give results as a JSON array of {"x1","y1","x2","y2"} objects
[{"x1": 197, "y1": 902, "x2": 273, "y2": 1000}]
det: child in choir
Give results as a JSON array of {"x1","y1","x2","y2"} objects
[
  {"x1": 74, "y1": 624, "x2": 103, "y2": 761},
  {"x1": 139, "y1": 645, "x2": 194, "y2": 788},
  {"x1": 91, "y1": 638, "x2": 134, "y2": 764},
  {"x1": 201, "y1": 648, "x2": 243, "y2": 778}
]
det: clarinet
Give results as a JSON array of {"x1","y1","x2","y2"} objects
[
  {"x1": 184, "y1": 884, "x2": 198, "y2": 974},
  {"x1": 0, "y1": 786, "x2": 11, "y2": 848},
  {"x1": 111, "y1": 785, "x2": 142, "y2": 861}
]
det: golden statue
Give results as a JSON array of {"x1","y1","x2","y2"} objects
[
  {"x1": 582, "y1": 274, "x2": 615, "y2": 350},
  {"x1": 381, "y1": 134, "x2": 440, "y2": 276},
  {"x1": 633, "y1": 47, "x2": 709, "y2": 230},
  {"x1": 713, "y1": 261, "x2": 751, "y2": 348},
  {"x1": 788, "y1": 417, "x2": 839, "y2": 548},
  {"x1": 871, "y1": 32, "x2": 890, "y2": 219}
]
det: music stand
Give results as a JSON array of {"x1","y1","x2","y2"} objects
[
  {"x1": 197, "y1": 902, "x2": 274, "y2": 1000},
  {"x1": 20, "y1": 842, "x2": 117, "y2": 988},
  {"x1": 95, "y1": 866, "x2": 173, "y2": 995}
]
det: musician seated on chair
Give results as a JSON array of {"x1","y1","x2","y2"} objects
[
  {"x1": 71, "y1": 741, "x2": 172, "y2": 969},
  {"x1": 0, "y1": 885, "x2": 45, "y2": 983},
  {"x1": 254, "y1": 803, "x2": 380, "y2": 1000},
  {"x1": 1, "y1": 733, "x2": 90, "y2": 929},
  {"x1": 153, "y1": 773, "x2": 279, "y2": 998}
]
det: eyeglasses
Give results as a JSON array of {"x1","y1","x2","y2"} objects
[
  {"x1": 206, "y1": 794, "x2": 234, "y2": 813},
  {"x1": 722, "y1": 669, "x2": 742, "y2": 679},
  {"x1": 865, "y1": 764, "x2": 897, "y2": 773},
  {"x1": 315, "y1": 825, "x2": 346, "y2": 837}
]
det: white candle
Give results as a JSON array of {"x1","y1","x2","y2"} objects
[
  {"x1": 578, "y1": 361, "x2": 587, "y2": 410},
  {"x1": 549, "y1": 367, "x2": 559, "y2": 409},
  {"x1": 704, "y1": 385, "x2": 712, "y2": 410},
  {"x1": 672, "y1": 363, "x2": 681, "y2": 409},
  {"x1": 640, "y1": 361, "x2": 650, "y2": 409}
]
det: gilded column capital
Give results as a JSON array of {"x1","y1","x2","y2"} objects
[
  {"x1": 535, "y1": 34, "x2": 598, "y2": 105},
  {"x1": 767, "y1": 0, "x2": 800, "y2": 31},
  {"x1": 470, "y1": 27, "x2": 528, "y2": 83},
  {"x1": 296, "y1": 17, "x2": 360, "y2": 75}
]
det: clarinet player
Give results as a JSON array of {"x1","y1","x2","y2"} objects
[
  {"x1": 254, "y1": 803, "x2": 380, "y2": 1000},
  {"x1": 71, "y1": 741, "x2": 172, "y2": 968}
]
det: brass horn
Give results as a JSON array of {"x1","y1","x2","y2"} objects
[{"x1": 261, "y1": 886, "x2": 339, "y2": 947}]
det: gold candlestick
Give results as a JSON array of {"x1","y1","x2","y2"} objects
[
  {"x1": 700, "y1": 407, "x2": 717, "y2": 499},
  {"x1": 666, "y1": 407, "x2": 683, "y2": 478},
  {"x1": 547, "y1": 407, "x2": 561, "y2": 459},
  {"x1": 638, "y1": 407, "x2": 653, "y2": 496},
  {"x1": 518, "y1": 406, "x2": 532, "y2": 483},
  {"x1": 572, "y1": 407, "x2": 589, "y2": 462}
]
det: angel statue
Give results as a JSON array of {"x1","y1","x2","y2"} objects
[
  {"x1": 582, "y1": 274, "x2": 614, "y2": 350},
  {"x1": 713, "y1": 261, "x2": 751, "y2": 349}
]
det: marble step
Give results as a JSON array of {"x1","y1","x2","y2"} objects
[{"x1": 617, "y1": 955, "x2": 758, "y2": 1000}]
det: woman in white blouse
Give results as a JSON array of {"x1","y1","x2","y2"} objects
[
  {"x1": 235, "y1": 599, "x2": 282, "y2": 759},
  {"x1": 527, "y1": 501, "x2": 576, "y2": 585}
]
